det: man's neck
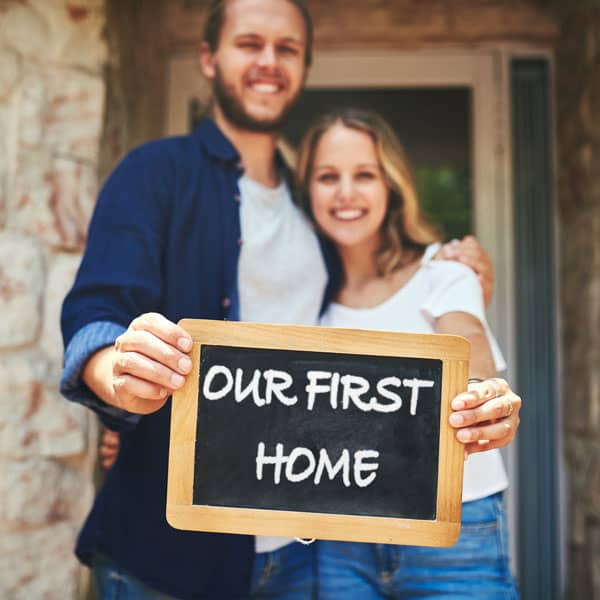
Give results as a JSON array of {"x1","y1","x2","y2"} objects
[{"x1": 213, "y1": 110, "x2": 280, "y2": 188}]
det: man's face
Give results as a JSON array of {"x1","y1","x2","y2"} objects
[{"x1": 201, "y1": 0, "x2": 308, "y2": 133}]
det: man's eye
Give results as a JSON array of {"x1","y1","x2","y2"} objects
[
  {"x1": 278, "y1": 45, "x2": 299, "y2": 56},
  {"x1": 239, "y1": 42, "x2": 261, "y2": 50}
]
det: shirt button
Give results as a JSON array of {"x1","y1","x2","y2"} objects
[
  {"x1": 233, "y1": 194, "x2": 241, "y2": 202},
  {"x1": 237, "y1": 239, "x2": 243, "y2": 246},
  {"x1": 236, "y1": 161, "x2": 244, "y2": 172},
  {"x1": 222, "y1": 297, "x2": 231, "y2": 308}
]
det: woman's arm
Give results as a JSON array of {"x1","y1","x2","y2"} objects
[{"x1": 435, "y1": 310, "x2": 522, "y2": 456}]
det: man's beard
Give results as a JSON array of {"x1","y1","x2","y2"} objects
[{"x1": 212, "y1": 64, "x2": 300, "y2": 133}]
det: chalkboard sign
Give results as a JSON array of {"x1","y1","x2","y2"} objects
[{"x1": 167, "y1": 319, "x2": 469, "y2": 547}]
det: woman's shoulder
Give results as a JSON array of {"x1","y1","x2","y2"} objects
[{"x1": 421, "y1": 243, "x2": 479, "y2": 285}]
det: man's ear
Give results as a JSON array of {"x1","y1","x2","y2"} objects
[{"x1": 199, "y1": 41, "x2": 216, "y2": 79}]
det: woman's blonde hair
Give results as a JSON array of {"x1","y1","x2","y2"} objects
[{"x1": 296, "y1": 108, "x2": 441, "y2": 276}]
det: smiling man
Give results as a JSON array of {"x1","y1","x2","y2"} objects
[{"x1": 60, "y1": 1, "x2": 508, "y2": 599}]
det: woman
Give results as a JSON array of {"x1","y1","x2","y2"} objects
[{"x1": 292, "y1": 107, "x2": 519, "y2": 598}]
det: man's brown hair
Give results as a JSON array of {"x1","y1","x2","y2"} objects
[{"x1": 203, "y1": 0, "x2": 314, "y2": 66}]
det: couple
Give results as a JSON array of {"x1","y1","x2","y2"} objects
[{"x1": 60, "y1": 0, "x2": 520, "y2": 598}]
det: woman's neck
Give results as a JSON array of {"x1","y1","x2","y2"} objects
[
  {"x1": 336, "y1": 243, "x2": 422, "y2": 309},
  {"x1": 337, "y1": 243, "x2": 381, "y2": 293}
]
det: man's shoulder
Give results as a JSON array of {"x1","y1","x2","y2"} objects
[{"x1": 127, "y1": 133, "x2": 195, "y2": 165}]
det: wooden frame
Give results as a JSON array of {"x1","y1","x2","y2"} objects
[{"x1": 167, "y1": 319, "x2": 469, "y2": 547}]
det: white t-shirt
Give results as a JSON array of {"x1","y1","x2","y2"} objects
[
  {"x1": 237, "y1": 175, "x2": 327, "y2": 553},
  {"x1": 238, "y1": 175, "x2": 327, "y2": 326},
  {"x1": 320, "y1": 243, "x2": 509, "y2": 503}
]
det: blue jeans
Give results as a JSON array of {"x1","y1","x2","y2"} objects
[
  {"x1": 251, "y1": 542, "x2": 316, "y2": 599},
  {"x1": 92, "y1": 554, "x2": 180, "y2": 600},
  {"x1": 252, "y1": 494, "x2": 519, "y2": 599}
]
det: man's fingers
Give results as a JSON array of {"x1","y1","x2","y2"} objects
[
  {"x1": 112, "y1": 373, "x2": 171, "y2": 414},
  {"x1": 115, "y1": 329, "x2": 192, "y2": 375},
  {"x1": 129, "y1": 313, "x2": 192, "y2": 352},
  {"x1": 113, "y1": 349, "x2": 189, "y2": 391}
]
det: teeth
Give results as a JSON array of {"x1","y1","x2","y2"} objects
[
  {"x1": 333, "y1": 209, "x2": 364, "y2": 220},
  {"x1": 251, "y1": 83, "x2": 279, "y2": 93}
]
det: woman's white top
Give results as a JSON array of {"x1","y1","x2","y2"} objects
[{"x1": 320, "y1": 243, "x2": 509, "y2": 504}]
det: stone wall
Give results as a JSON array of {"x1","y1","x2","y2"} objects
[
  {"x1": 549, "y1": 1, "x2": 600, "y2": 597},
  {"x1": 167, "y1": 0, "x2": 558, "y2": 53},
  {"x1": 0, "y1": 1, "x2": 106, "y2": 598}
]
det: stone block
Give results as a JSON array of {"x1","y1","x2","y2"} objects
[
  {"x1": 40, "y1": 252, "x2": 82, "y2": 379},
  {"x1": 0, "y1": 231, "x2": 44, "y2": 346},
  {"x1": 17, "y1": 67, "x2": 105, "y2": 161},
  {"x1": 0, "y1": 46, "x2": 22, "y2": 100},
  {"x1": 0, "y1": 3, "x2": 51, "y2": 60},
  {"x1": 0, "y1": 1, "x2": 106, "y2": 72},
  {"x1": 0, "y1": 349, "x2": 91, "y2": 459},
  {"x1": 449, "y1": 1, "x2": 559, "y2": 40},
  {"x1": 0, "y1": 106, "x2": 9, "y2": 227},
  {"x1": 0, "y1": 521, "x2": 84, "y2": 600},
  {"x1": 8, "y1": 153, "x2": 98, "y2": 251},
  {"x1": 0, "y1": 456, "x2": 92, "y2": 527},
  {"x1": 30, "y1": 0, "x2": 106, "y2": 71},
  {"x1": 0, "y1": 381, "x2": 90, "y2": 459},
  {"x1": 44, "y1": 68, "x2": 105, "y2": 162},
  {"x1": 17, "y1": 72, "x2": 46, "y2": 150}
]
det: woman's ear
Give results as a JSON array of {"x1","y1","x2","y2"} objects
[{"x1": 199, "y1": 41, "x2": 217, "y2": 80}]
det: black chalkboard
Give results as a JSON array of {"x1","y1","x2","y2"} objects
[
  {"x1": 194, "y1": 344, "x2": 442, "y2": 520},
  {"x1": 167, "y1": 319, "x2": 468, "y2": 547}
]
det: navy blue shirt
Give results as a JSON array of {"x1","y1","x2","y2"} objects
[{"x1": 60, "y1": 119, "x2": 339, "y2": 599}]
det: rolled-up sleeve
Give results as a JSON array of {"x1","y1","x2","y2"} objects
[{"x1": 60, "y1": 321, "x2": 142, "y2": 431}]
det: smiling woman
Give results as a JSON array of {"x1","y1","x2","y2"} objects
[{"x1": 250, "y1": 107, "x2": 520, "y2": 599}]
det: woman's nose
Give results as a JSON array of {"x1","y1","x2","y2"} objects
[{"x1": 336, "y1": 177, "x2": 354, "y2": 201}]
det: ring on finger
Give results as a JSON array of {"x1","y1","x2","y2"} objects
[
  {"x1": 505, "y1": 396, "x2": 514, "y2": 418},
  {"x1": 490, "y1": 378, "x2": 500, "y2": 398}
]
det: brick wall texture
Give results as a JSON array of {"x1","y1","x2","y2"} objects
[{"x1": 0, "y1": 1, "x2": 105, "y2": 598}]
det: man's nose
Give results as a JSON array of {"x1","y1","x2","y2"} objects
[{"x1": 256, "y1": 44, "x2": 277, "y2": 68}]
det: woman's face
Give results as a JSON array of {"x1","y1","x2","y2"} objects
[{"x1": 309, "y1": 123, "x2": 389, "y2": 253}]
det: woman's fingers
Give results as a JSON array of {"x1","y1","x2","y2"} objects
[
  {"x1": 449, "y1": 378, "x2": 522, "y2": 456},
  {"x1": 99, "y1": 429, "x2": 120, "y2": 469},
  {"x1": 451, "y1": 378, "x2": 510, "y2": 411}
]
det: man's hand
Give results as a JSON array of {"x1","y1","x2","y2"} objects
[
  {"x1": 83, "y1": 313, "x2": 193, "y2": 415},
  {"x1": 437, "y1": 235, "x2": 494, "y2": 306},
  {"x1": 448, "y1": 378, "x2": 521, "y2": 457}
]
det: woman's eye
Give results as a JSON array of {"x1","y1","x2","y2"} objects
[
  {"x1": 356, "y1": 171, "x2": 376, "y2": 180},
  {"x1": 317, "y1": 173, "x2": 337, "y2": 183}
]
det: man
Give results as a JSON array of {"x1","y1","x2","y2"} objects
[{"x1": 61, "y1": 1, "x2": 518, "y2": 598}]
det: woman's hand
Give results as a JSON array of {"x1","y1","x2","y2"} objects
[
  {"x1": 448, "y1": 378, "x2": 521, "y2": 457},
  {"x1": 99, "y1": 429, "x2": 120, "y2": 469}
]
